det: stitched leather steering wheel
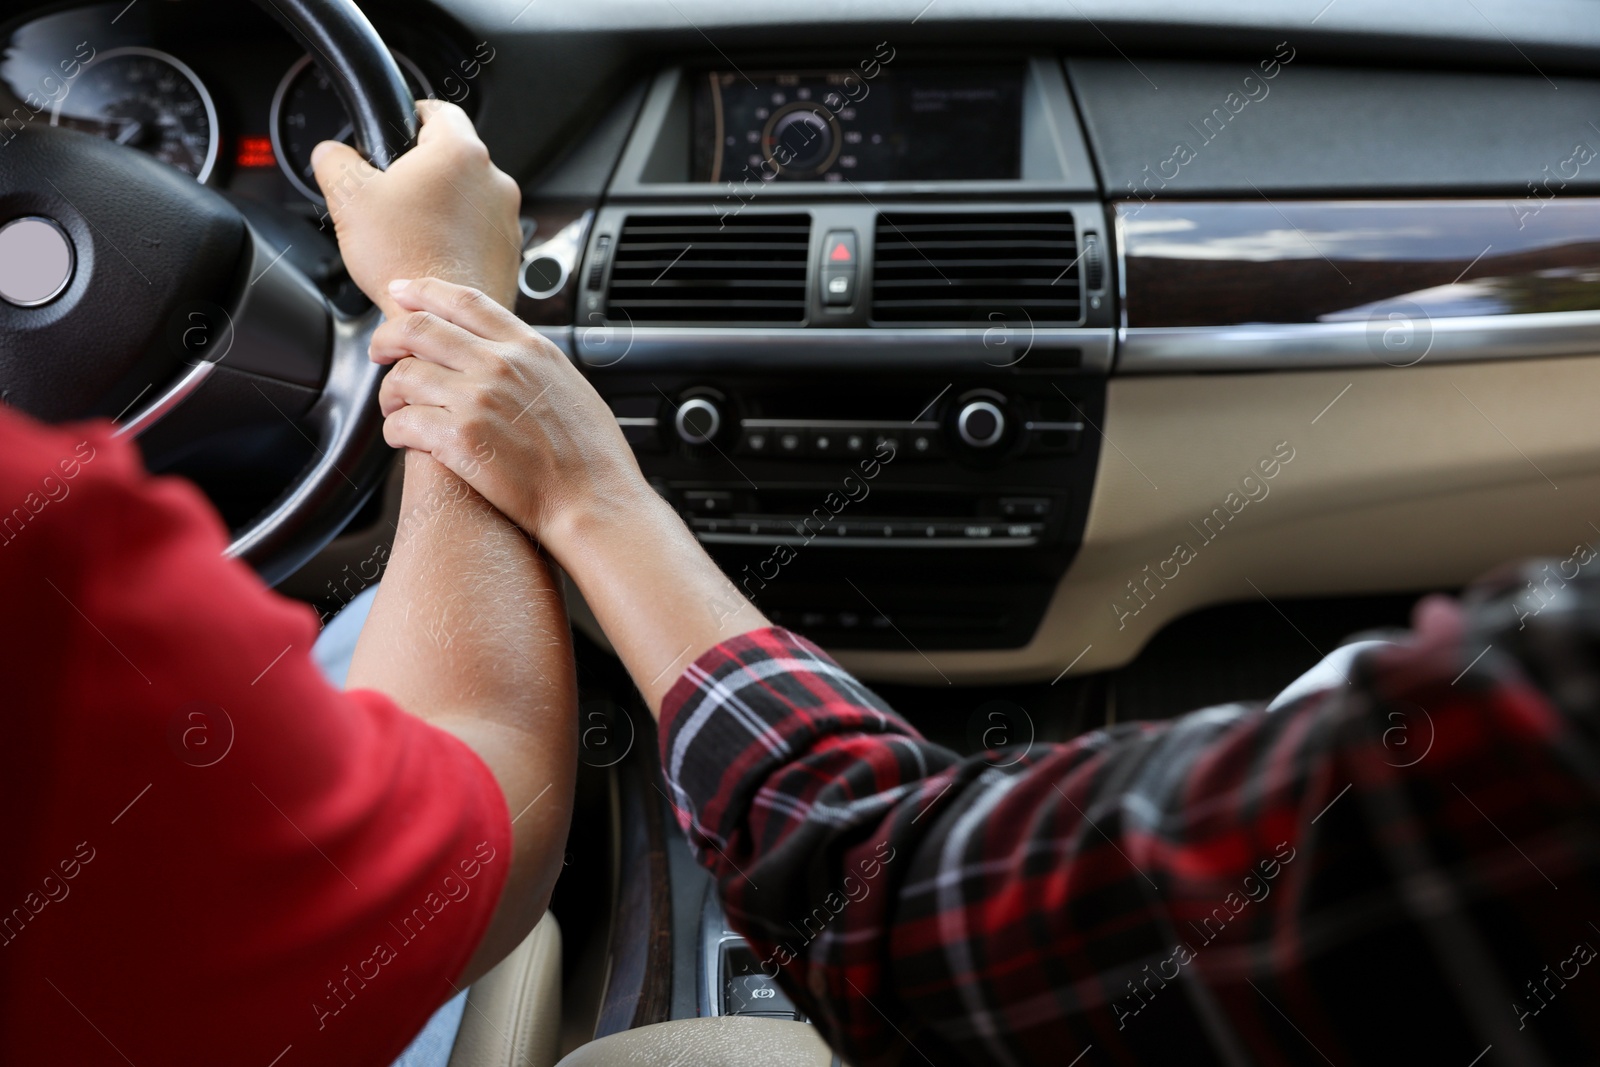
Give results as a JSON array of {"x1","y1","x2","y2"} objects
[{"x1": 0, "y1": 0, "x2": 415, "y2": 585}]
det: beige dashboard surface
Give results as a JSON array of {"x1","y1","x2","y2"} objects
[
  {"x1": 835, "y1": 354, "x2": 1600, "y2": 684},
  {"x1": 554, "y1": 1018, "x2": 835, "y2": 1067},
  {"x1": 447, "y1": 913, "x2": 563, "y2": 1067}
]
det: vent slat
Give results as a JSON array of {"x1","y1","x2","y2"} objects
[
  {"x1": 870, "y1": 211, "x2": 1082, "y2": 326},
  {"x1": 606, "y1": 213, "x2": 811, "y2": 325}
]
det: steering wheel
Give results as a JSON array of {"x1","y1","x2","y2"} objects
[{"x1": 0, "y1": 0, "x2": 415, "y2": 586}]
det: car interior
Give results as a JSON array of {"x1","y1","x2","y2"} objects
[{"x1": 4, "y1": 0, "x2": 1600, "y2": 1062}]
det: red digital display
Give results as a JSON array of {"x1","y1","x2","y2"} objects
[{"x1": 235, "y1": 136, "x2": 276, "y2": 169}]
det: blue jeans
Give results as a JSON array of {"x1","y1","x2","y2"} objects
[{"x1": 313, "y1": 585, "x2": 469, "y2": 1067}]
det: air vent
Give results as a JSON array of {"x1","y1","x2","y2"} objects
[
  {"x1": 605, "y1": 214, "x2": 812, "y2": 325},
  {"x1": 871, "y1": 211, "x2": 1082, "y2": 326}
]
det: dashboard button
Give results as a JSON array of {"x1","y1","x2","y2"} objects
[
  {"x1": 722, "y1": 943, "x2": 802, "y2": 1018},
  {"x1": 675, "y1": 397, "x2": 723, "y2": 445},
  {"x1": 842, "y1": 432, "x2": 868, "y2": 456},
  {"x1": 617, "y1": 422, "x2": 661, "y2": 453},
  {"x1": 821, "y1": 268, "x2": 856, "y2": 307},
  {"x1": 683, "y1": 490, "x2": 733, "y2": 515},
  {"x1": 908, "y1": 432, "x2": 940, "y2": 458},
  {"x1": 820, "y1": 231, "x2": 858, "y2": 308},
  {"x1": 741, "y1": 430, "x2": 771, "y2": 455},
  {"x1": 957, "y1": 401, "x2": 1006, "y2": 449},
  {"x1": 776, "y1": 431, "x2": 805, "y2": 456},
  {"x1": 810, "y1": 429, "x2": 840, "y2": 457},
  {"x1": 823, "y1": 230, "x2": 858, "y2": 267},
  {"x1": 1000, "y1": 496, "x2": 1052, "y2": 519}
]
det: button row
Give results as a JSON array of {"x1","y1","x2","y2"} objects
[
  {"x1": 740, "y1": 425, "x2": 941, "y2": 460},
  {"x1": 768, "y1": 609, "x2": 893, "y2": 632},
  {"x1": 690, "y1": 517, "x2": 1044, "y2": 542}
]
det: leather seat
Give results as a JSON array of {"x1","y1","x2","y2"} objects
[
  {"x1": 554, "y1": 1017, "x2": 837, "y2": 1067},
  {"x1": 447, "y1": 913, "x2": 563, "y2": 1067}
]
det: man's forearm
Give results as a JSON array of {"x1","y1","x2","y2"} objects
[{"x1": 347, "y1": 451, "x2": 576, "y2": 984}]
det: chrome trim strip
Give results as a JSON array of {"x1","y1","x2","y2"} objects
[
  {"x1": 1113, "y1": 206, "x2": 1130, "y2": 344},
  {"x1": 575, "y1": 327, "x2": 1115, "y2": 372},
  {"x1": 698, "y1": 533, "x2": 1040, "y2": 548},
  {"x1": 614, "y1": 416, "x2": 659, "y2": 427},
  {"x1": 742, "y1": 418, "x2": 939, "y2": 430},
  {"x1": 113, "y1": 360, "x2": 218, "y2": 438},
  {"x1": 1117, "y1": 311, "x2": 1600, "y2": 373},
  {"x1": 704, "y1": 934, "x2": 746, "y2": 1017},
  {"x1": 1024, "y1": 420, "x2": 1085, "y2": 431}
]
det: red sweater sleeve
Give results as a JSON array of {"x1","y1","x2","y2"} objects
[{"x1": 0, "y1": 408, "x2": 512, "y2": 1067}]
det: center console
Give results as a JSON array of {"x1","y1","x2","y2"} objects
[{"x1": 533, "y1": 57, "x2": 1114, "y2": 651}]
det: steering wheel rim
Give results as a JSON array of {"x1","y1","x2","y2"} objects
[{"x1": 108, "y1": 0, "x2": 416, "y2": 585}]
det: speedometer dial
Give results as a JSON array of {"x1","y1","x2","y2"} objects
[
  {"x1": 49, "y1": 46, "x2": 219, "y2": 182},
  {"x1": 271, "y1": 53, "x2": 432, "y2": 202}
]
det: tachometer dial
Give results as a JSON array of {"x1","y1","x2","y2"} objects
[
  {"x1": 271, "y1": 53, "x2": 432, "y2": 202},
  {"x1": 49, "y1": 46, "x2": 219, "y2": 182}
]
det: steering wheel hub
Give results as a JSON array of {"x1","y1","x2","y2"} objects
[
  {"x1": 0, "y1": 123, "x2": 246, "y2": 422},
  {"x1": 0, "y1": 216, "x2": 75, "y2": 308}
]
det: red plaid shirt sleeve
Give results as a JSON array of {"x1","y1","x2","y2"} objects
[{"x1": 659, "y1": 566, "x2": 1600, "y2": 1067}]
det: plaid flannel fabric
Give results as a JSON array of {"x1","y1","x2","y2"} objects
[{"x1": 660, "y1": 562, "x2": 1600, "y2": 1067}]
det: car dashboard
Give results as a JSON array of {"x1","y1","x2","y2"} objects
[{"x1": 10, "y1": 0, "x2": 1600, "y2": 688}]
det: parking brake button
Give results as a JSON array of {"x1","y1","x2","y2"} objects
[{"x1": 721, "y1": 942, "x2": 802, "y2": 1019}]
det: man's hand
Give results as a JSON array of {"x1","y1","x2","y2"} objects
[{"x1": 312, "y1": 99, "x2": 521, "y2": 315}]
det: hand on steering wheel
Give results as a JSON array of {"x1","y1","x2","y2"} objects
[{"x1": 311, "y1": 99, "x2": 522, "y2": 316}]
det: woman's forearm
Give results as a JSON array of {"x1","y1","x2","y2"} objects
[{"x1": 551, "y1": 477, "x2": 769, "y2": 716}]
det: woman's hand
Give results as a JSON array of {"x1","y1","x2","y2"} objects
[
  {"x1": 371, "y1": 276, "x2": 651, "y2": 550},
  {"x1": 312, "y1": 100, "x2": 522, "y2": 316}
]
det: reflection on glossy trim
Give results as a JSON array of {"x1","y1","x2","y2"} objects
[
  {"x1": 1118, "y1": 199, "x2": 1600, "y2": 329},
  {"x1": 574, "y1": 327, "x2": 1115, "y2": 372},
  {"x1": 113, "y1": 360, "x2": 217, "y2": 438},
  {"x1": 1118, "y1": 310, "x2": 1600, "y2": 373}
]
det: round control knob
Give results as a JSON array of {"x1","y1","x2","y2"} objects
[
  {"x1": 675, "y1": 397, "x2": 723, "y2": 445},
  {"x1": 956, "y1": 400, "x2": 1006, "y2": 449}
]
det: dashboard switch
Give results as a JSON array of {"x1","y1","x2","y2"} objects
[
  {"x1": 824, "y1": 230, "x2": 858, "y2": 266},
  {"x1": 721, "y1": 942, "x2": 802, "y2": 1019},
  {"x1": 1000, "y1": 497, "x2": 1052, "y2": 519},
  {"x1": 822, "y1": 268, "x2": 857, "y2": 307},
  {"x1": 821, "y1": 229, "x2": 859, "y2": 308}
]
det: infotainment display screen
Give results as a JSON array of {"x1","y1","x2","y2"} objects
[{"x1": 691, "y1": 67, "x2": 1024, "y2": 184}]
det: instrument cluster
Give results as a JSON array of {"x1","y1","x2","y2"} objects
[{"x1": 1, "y1": 2, "x2": 488, "y2": 216}]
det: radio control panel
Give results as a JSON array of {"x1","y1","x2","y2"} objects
[{"x1": 589, "y1": 368, "x2": 1104, "y2": 650}]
